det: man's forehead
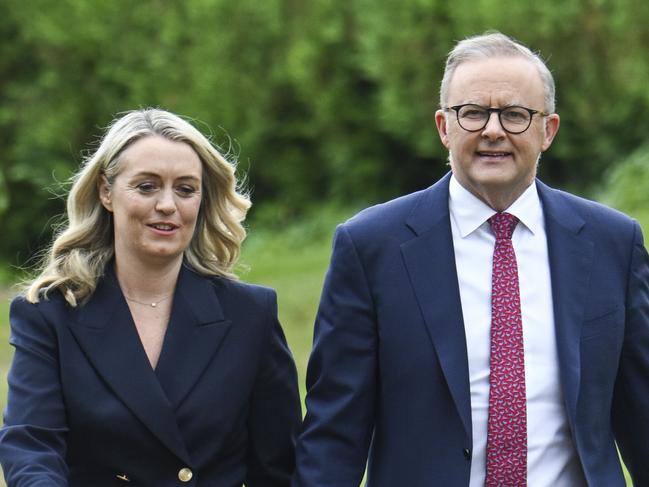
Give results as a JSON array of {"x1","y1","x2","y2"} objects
[
  {"x1": 452, "y1": 56, "x2": 539, "y2": 79},
  {"x1": 447, "y1": 56, "x2": 545, "y2": 104}
]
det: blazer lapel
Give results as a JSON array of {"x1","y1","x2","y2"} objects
[
  {"x1": 538, "y1": 181, "x2": 594, "y2": 428},
  {"x1": 401, "y1": 174, "x2": 472, "y2": 438},
  {"x1": 68, "y1": 267, "x2": 191, "y2": 464},
  {"x1": 154, "y1": 266, "x2": 233, "y2": 409},
  {"x1": 398, "y1": 177, "x2": 593, "y2": 441}
]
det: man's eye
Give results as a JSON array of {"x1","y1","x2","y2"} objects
[
  {"x1": 503, "y1": 109, "x2": 528, "y2": 122},
  {"x1": 461, "y1": 108, "x2": 486, "y2": 119}
]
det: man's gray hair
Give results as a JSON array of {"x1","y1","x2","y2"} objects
[{"x1": 439, "y1": 32, "x2": 556, "y2": 113}]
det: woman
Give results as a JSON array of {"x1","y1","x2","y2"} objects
[{"x1": 0, "y1": 109, "x2": 301, "y2": 486}]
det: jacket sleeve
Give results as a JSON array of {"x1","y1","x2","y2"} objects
[
  {"x1": 0, "y1": 297, "x2": 69, "y2": 486},
  {"x1": 245, "y1": 288, "x2": 302, "y2": 487},
  {"x1": 293, "y1": 225, "x2": 377, "y2": 487},
  {"x1": 612, "y1": 220, "x2": 649, "y2": 484}
]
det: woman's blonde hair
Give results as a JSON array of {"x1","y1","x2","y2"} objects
[{"x1": 24, "y1": 108, "x2": 251, "y2": 306}]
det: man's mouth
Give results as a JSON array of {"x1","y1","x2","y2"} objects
[{"x1": 477, "y1": 151, "x2": 512, "y2": 158}]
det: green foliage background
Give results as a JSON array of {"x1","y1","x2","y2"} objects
[
  {"x1": 0, "y1": 1, "x2": 648, "y2": 485},
  {"x1": 1, "y1": 0, "x2": 649, "y2": 266}
]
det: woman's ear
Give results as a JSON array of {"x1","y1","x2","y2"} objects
[{"x1": 98, "y1": 175, "x2": 113, "y2": 212}]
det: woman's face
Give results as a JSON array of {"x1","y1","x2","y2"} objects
[{"x1": 99, "y1": 135, "x2": 203, "y2": 268}]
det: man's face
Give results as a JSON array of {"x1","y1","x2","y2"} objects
[{"x1": 435, "y1": 56, "x2": 560, "y2": 210}]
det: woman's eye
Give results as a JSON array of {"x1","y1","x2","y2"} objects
[
  {"x1": 136, "y1": 182, "x2": 157, "y2": 193},
  {"x1": 177, "y1": 185, "x2": 198, "y2": 196}
]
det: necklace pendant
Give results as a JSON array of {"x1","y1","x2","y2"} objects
[{"x1": 151, "y1": 302, "x2": 157, "y2": 308}]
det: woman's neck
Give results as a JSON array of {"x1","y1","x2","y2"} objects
[{"x1": 113, "y1": 253, "x2": 182, "y2": 302}]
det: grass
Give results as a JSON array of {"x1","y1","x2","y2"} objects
[
  {"x1": 239, "y1": 207, "x2": 353, "y2": 400},
  {"x1": 0, "y1": 204, "x2": 642, "y2": 486}
]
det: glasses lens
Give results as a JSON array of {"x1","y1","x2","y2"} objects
[
  {"x1": 501, "y1": 107, "x2": 531, "y2": 133},
  {"x1": 457, "y1": 105, "x2": 488, "y2": 131}
]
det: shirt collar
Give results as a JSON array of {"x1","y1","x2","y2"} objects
[{"x1": 449, "y1": 174, "x2": 544, "y2": 238}]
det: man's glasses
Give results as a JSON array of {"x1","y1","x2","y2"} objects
[{"x1": 443, "y1": 104, "x2": 549, "y2": 134}]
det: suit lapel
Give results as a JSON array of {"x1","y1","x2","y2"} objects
[
  {"x1": 398, "y1": 177, "x2": 593, "y2": 441},
  {"x1": 154, "y1": 266, "x2": 232, "y2": 409},
  {"x1": 538, "y1": 181, "x2": 593, "y2": 427},
  {"x1": 68, "y1": 266, "x2": 193, "y2": 464},
  {"x1": 401, "y1": 174, "x2": 472, "y2": 438}
]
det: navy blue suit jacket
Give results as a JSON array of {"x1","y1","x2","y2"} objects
[
  {"x1": 0, "y1": 264, "x2": 301, "y2": 486},
  {"x1": 293, "y1": 174, "x2": 649, "y2": 486}
]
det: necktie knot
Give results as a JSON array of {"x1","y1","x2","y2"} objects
[{"x1": 488, "y1": 212, "x2": 519, "y2": 240}]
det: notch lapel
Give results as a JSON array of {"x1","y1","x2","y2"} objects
[
  {"x1": 401, "y1": 174, "x2": 472, "y2": 438},
  {"x1": 538, "y1": 181, "x2": 594, "y2": 428},
  {"x1": 68, "y1": 268, "x2": 191, "y2": 464},
  {"x1": 154, "y1": 266, "x2": 233, "y2": 409}
]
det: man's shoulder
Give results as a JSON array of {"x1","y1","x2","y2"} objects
[
  {"x1": 538, "y1": 181, "x2": 639, "y2": 235},
  {"x1": 341, "y1": 174, "x2": 451, "y2": 236},
  {"x1": 347, "y1": 189, "x2": 426, "y2": 225}
]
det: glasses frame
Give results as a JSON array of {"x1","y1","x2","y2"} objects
[{"x1": 444, "y1": 104, "x2": 550, "y2": 135}]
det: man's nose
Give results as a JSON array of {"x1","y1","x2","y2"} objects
[{"x1": 481, "y1": 111, "x2": 505, "y2": 139}]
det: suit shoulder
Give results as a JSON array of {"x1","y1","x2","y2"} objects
[
  {"x1": 10, "y1": 290, "x2": 70, "y2": 321},
  {"x1": 340, "y1": 186, "x2": 434, "y2": 240},
  {"x1": 8, "y1": 292, "x2": 71, "y2": 353},
  {"x1": 541, "y1": 184, "x2": 641, "y2": 244},
  {"x1": 552, "y1": 187, "x2": 631, "y2": 217},
  {"x1": 547, "y1": 186, "x2": 637, "y2": 225},
  {"x1": 208, "y1": 276, "x2": 276, "y2": 308},
  {"x1": 348, "y1": 188, "x2": 427, "y2": 225}
]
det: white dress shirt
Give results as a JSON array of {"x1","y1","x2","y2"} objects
[{"x1": 448, "y1": 175, "x2": 586, "y2": 487}]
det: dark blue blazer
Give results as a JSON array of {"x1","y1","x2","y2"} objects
[
  {"x1": 293, "y1": 174, "x2": 649, "y2": 487},
  {"x1": 0, "y1": 264, "x2": 301, "y2": 486}
]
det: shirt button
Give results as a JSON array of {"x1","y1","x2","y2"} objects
[
  {"x1": 463, "y1": 448, "x2": 472, "y2": 459},
  {"x1": 178, "y1": 467, "x2": 193, "y2": 482}
]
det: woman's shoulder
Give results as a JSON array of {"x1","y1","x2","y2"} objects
[
  {"x1": 177, "y1": 266, "x2": 279, "y2": 322},
  {"x1": 207, "y1": 275, "x2": 277, "y2": 307},
  {"x1": 10, "y1": 289, "x2": 70, "y2": 315},
  {"x1": 8, "y1": 290, "x2": 72, "y2": 351}
]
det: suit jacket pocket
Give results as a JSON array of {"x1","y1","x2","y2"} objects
[{"x1": 581, "y1": 306, "x2": 622, "y2": 340}]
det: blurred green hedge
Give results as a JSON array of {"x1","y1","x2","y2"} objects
[
  {"x1": 601, "y1": 144, "x2": 649, "y2": 229},
  {"x1": 1, "y1": 0, "x2": 649, "y2": 266}
]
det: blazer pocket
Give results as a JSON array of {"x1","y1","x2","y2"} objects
[{"x1": 581, "y1": 306, "x2": 622, "y2": 340}]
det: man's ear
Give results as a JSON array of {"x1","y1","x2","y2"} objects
[
  {"x1": 434, "y1": 109, "x2": 451, "y2": 149},
  {"x1": 542, "y1": 113, "x2": 560, "y2": 152},
  {"x1": 98, "y1": 175, "x2": 113, "y2": 212}
]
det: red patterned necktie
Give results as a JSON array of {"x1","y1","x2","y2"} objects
[{"x1": 485, "y1": 212, "x2": 527, "y2": 486}]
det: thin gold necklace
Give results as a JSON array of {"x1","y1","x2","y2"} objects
[{"x1": 123, "y1": 293, "x2": 173, "y2": 308}]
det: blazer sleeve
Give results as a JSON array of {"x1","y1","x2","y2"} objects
[
  {"x1": 293, "y1": 225, "x2": 377, "y2": 487},
  {"x1": 245, "y1": 288, "x2": 302, "y2": 487},
  {"x1": 0, "y1": 297, "x2": 69, "y2": 486},
  {"x1": 612, "y1": 221, "x2": 649, "y2": 484}
]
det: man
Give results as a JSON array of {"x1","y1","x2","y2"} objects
[{"x1": 293, "y1": 32, "x2": 649, "y2": 486}]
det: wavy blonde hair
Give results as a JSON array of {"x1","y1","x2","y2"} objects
[{"x1": 24, "y1": 108, "x2": 251, "y2": 306}]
